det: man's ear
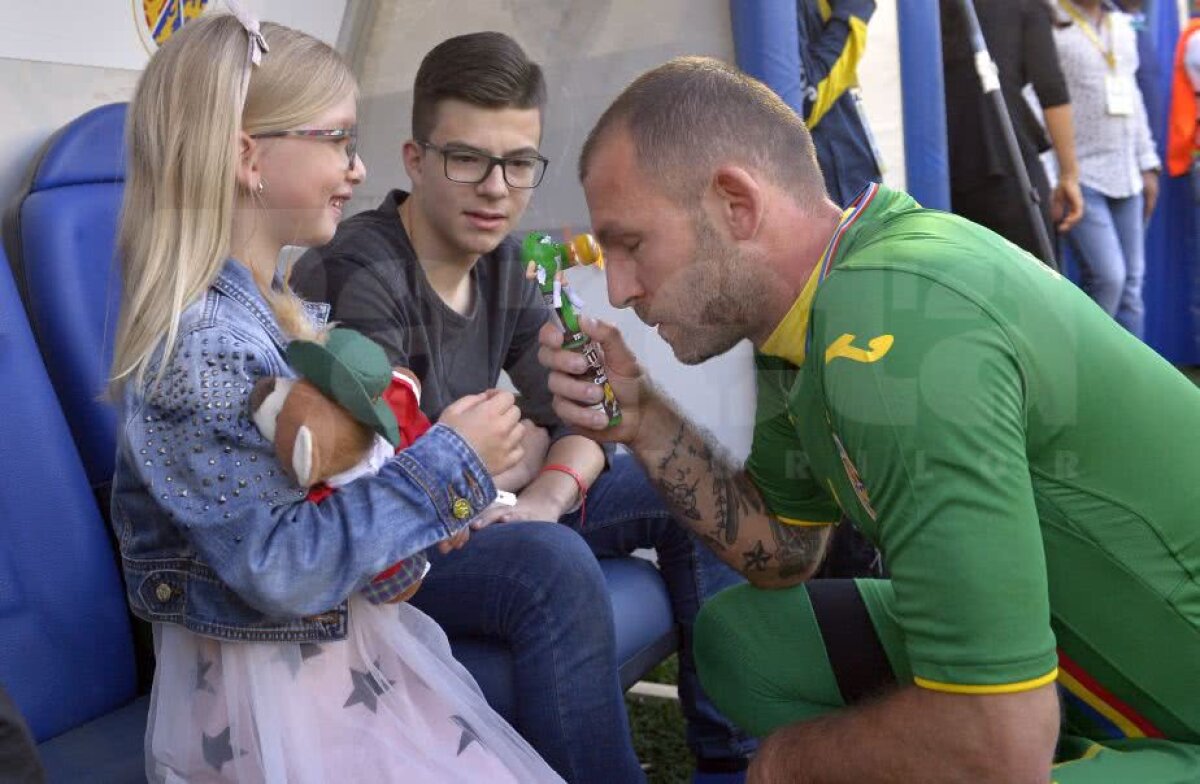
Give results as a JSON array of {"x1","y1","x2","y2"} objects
[
  {"x1": 235, "y1": 131, "x2": 262, "y2": 194},
  {"x1": 401, "y1": 139, "x2": 425, "y2": 183},
  {"x1": 709, "y1": 166, "x2": 764, "y2": 242}
]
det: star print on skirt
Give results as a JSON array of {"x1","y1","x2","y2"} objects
[{"x1": 144, "y1": 596, "x2": 563, "y2": 783}]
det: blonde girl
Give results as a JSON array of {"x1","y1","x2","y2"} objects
[{"x1": 109, "y1": 9, "x2": 556, "y2": 782}]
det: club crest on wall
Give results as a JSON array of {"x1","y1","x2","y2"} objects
[{"x1": 135, "y1": 0, "x2": 212, "y2": 51}]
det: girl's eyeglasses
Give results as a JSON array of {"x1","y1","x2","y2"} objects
[{"x1": 251, "y1": 128, "x2": 358, "y2": 170}]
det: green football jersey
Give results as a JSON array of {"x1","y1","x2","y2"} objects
[{"x1": 747, "y1": 184, "x2": 1200, "y2": 739}]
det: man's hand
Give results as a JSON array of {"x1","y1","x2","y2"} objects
[
  {"x1": 1051, "y1": 175, "x2": 1084, "y2": 233},
  {"x1": 538, "y1": 318, "x2": 830, "y2": 583},
  {"x1": 537, "y1": 317, "x2": 648, "y2": 446},
  {"x1": 489, "y1": 419, "x2": 551, "y2": 493},
  {"x1": 1142, "y1": 168, "x2": 1160, "y2": 225}
]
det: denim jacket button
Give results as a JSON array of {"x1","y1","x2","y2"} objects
[
  {"x1": 451, "y1": 497, "x2": 472, "y2": 520},
  {"x1": 155, "y1": 583, "x2": 173, "y2": 602}
]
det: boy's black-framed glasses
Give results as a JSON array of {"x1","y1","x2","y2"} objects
[
  {"x1": 251, "y1": 128, "x2": 358, "y2": 170},
  {"x1": 418, "y1": 141, "x2": 549, "y2": 189}
]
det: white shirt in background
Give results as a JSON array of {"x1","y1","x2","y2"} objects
[{"x1": 1053, "y1": 3, "x2": 1160, "y2": 198}]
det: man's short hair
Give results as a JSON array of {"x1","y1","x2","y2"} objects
[
  {"x1": 412, "y1": 31, "x2": 546, "y2": 141},
  {"x1": 579, "y1": 56, "x2": 827, "y2": 207}
]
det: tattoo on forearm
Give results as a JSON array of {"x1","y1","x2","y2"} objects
[
  {"x1": 713, "y1": 469, "x2": 765, "y2": 546},
  {"x1": 643, "y1": 407, "x2": 825, "y2": 580},
  {"x1": 654, "y1": 419, "x2": 770, "y2": 558},
  {"x1": 769, "y1": 518, "x2": 825, "y2": 578},
  {"x1": 662, "y1": 473, "x2": 702, "y2": 520},
  {"x1": 742, "y1": 540, "x2": 772, "y2": 571},
  {"x1": 656, "y1": 422, "x2": 703, "y2": 521}
]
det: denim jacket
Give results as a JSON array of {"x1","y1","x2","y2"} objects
[{"x1": 110, "y1": 260, "x2": 495, "y2": 642}]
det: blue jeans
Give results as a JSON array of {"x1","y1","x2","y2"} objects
[
  {"x1": 410, "y1": 454, "x2": 754, "y2": 783},
  {"x1": 1068, "y1": 184, "x2": 1147, "y2": 338}
]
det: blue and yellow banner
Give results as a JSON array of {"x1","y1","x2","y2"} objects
[{"x1": 141, "y1": 0, "x2": 210, "y2": 48}]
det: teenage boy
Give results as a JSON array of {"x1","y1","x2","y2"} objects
[{"x1": 292, "y1": 32, "x2": 755, "y2": 784}]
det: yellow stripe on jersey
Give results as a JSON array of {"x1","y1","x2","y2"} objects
[
  {"x1": 914, "y1": 668, "x2": 1059, "y2": 695},
  {"x1": 1051, "y1": 742, "x2": 1105, "y2": 771},
  {"x1": 776, "y1": 515, "x2": 838, "y2": 528},
  {"x1": 1057, "y1": 666, "x2": 1147, "y2": 739}
]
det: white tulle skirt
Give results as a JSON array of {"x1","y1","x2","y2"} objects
[{"x1": 145, "y1": 596, "x2": 563, "y2": 783}]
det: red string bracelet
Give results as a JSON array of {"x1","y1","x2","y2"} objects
[{"x1": 540, "y1": 463, "x2": 588, "y2": 527}]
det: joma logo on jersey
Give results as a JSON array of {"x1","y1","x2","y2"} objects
[{"x1": 824, "y1": 333, "x2": 894, "y2": 365}]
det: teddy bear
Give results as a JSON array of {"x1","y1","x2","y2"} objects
[{"x1": 250, "y1": 328, "x2": 434, "y2": 604}]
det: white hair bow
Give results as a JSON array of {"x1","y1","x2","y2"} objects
[
  {"x1": 227, "y1": 0, "x2": 268, "y2": 63},
  {"x1": 226, "y1": 0, "x2": 269, "y2": 98}
]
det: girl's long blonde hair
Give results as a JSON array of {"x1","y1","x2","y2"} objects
[{"x1": 109, "y1": 13, "x2": 356, "y2": 396}]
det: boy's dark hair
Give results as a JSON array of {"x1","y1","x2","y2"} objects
[{"x1": 412, "y1": 32, "x2": 546, "y2": 140}]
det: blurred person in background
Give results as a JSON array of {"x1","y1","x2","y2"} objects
[
  {"x1": 1167, "y1": 2, "x2": 1200, "y2": 356},
  {"x1": 940, "y1": 0, "x2": 1084, "y2": 265},
  {"x1": 796, "y1": 0, "x2": 883, "y2": 207},
  {"x1": 1054, "y1": 0, "x2": 1161, "y2": 338}
]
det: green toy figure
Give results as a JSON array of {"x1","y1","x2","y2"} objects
[{"x1": 522, "y1": 231, "x2": 622, "y2": 428}]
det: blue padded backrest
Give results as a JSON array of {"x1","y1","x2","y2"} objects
[
  {"x1": 17, "y1": 103, "x2": 126, "y2": 489},
  {"x1": 0, "y1": 244, "x2": 136, "y2": 742},
  {"x1": 30, "y1": 102, "x2": 126, "y2": 189}
]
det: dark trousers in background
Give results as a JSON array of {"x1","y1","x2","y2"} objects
[{"x1": 953, "y1": 150, "x2": 1056, "y2": 266}]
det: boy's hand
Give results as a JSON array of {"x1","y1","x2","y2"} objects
[
  {"x1": 471, "y1": 486, "x2": 563, "y2": 529},
  {"x1": 490, "y1": 419, "x2": 551, "y2": 492},
  {"x1": 437, "y1": 527, "x2": 470, "y2": 554}
]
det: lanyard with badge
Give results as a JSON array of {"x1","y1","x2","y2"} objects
[{"x1": 1059, "y1": 0, "x2": 1134, "y2": 116}]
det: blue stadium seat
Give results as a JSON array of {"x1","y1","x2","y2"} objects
[
  {"x1": 0, "y1": 242, "x2": 147, "y2": 783},
  {"x1": 12, "y1": 102, "x2": 124, "y2": 495},
  {"x1": 5, "y1": 102, "x2": 677, "y2": 774}
]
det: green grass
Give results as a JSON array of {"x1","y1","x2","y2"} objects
[{"x1": 628, "y1": 655, "x2": 693, "y2": 783}]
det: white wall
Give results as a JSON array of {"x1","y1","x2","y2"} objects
[
  {"x1": 859, "y1": 0, "x2": 906, "y2": 192},
  {"x1": 0, "y1": 0, "x2": 904, "y2": 459},
  {"x1": 351, "y1": 0, "x2": 904, "y2": 458},
  {"x1": 0, "y1": 0, "x2": 345, "y2": 226},
  {"x1": 352, "y1": 0, "x2": 736, "y2": 225},
  {"x1": 351, "y1": 0, "x2": 761, "y2": 456},
  {"x1": 0, "y1": 61, "x2": 140, "y2": 215}
]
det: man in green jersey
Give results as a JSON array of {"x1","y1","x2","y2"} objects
[{"x1": 538, "y1": 56, "x2": 1200, "y2": 782}]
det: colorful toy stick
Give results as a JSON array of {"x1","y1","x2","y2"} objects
[{"x1": 522, "y1": 231, "x2": 622, "y2": 428}]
